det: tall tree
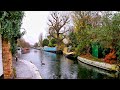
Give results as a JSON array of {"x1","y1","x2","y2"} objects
[
  {"x1": 17, "y1": 38, "x2": 30, "y2": 48},
  {"x1": 47, "y1": 11, "x2": 70, "y2": 50},
  {"x1": 71, "y1": 11, "x2": 102, "y2": 55},
  {"x1": 34, "y1": 42, "x2": 38, "y2": 47},
  {"x1": 38, "y1": 33, "x2": 43, "y2": 47},
  {"x1": 97, "y1": 11, "x2": 120, "y2": 61}
]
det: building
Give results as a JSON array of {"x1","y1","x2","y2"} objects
[{"x1": 0, "y1": 35, "x2": 3, "y2": 78}]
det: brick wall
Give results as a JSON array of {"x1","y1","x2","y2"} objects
[{"x1": 2, "y1": 38, "x2": 13, "y2": 79}]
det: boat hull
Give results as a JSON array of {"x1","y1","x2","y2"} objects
[
  {"x1": 43, "y1": 47, "x2": 57, "y2": 52},
  {"x1": 21, "y1": 48, "x2": 30, "y2": 54}
]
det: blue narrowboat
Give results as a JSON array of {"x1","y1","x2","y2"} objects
[{"x1": 43, "y1": 46, "x2": 57, "y2": 52}]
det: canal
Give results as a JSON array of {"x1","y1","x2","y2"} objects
[{"x1": 20, "y1": 48, "x2": 120, "y2": 79}]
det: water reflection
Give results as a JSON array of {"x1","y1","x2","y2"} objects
[
  {"x1": 20, "y1": 48, "x2": 119, "y2": 79},
  {"x1": 38, "y1": 50, "x2": 61, "y2": 79},
  {"x1": 77, "y1": 61, "x2": 119, "y2": 79},
  {"x1": 60, "y1": 57, "x2": 78, "y2": 79}
]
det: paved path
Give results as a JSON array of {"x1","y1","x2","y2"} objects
[{"x1": 13, "y1": 59, "x2": 42, "y2": 79}]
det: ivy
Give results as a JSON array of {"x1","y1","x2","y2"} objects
[{"x1": 0, "y1": 11, "x2": 24, "y2": 55}]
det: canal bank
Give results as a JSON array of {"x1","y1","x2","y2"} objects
[
  {"x1": 13, "y1": 59, "x2": 42, "y2": 79},
  {"x1": 77, "y1": 56, "x2": 119, "y2": 72}
]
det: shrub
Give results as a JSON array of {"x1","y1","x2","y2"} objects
[{"x1": 42, "y1": 39, "x2": 49, "y2": 47}]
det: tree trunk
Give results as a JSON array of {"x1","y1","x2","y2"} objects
[
  {"x1": 87, "y1": 46, "x2": 91, "y2": 55},
  {"x1": 56, "y1": 39, "x2": 60, "y2": 51},
  {"x1": 56, "y1": 33, "x2": 60, "y2": 51},
  {"x1": 2, "y1": 38, "x2": 13, "y2": 79}
]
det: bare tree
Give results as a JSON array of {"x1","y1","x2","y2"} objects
[
  {"x1": 47, "y1": 11, "x2": 70, "y2": 50},
  {"x1": 17, "y1": 38, "x2": 31, "y2": 48},
  {"x1": 34, "y1": 42, "x2": 38, "y2": 48}
]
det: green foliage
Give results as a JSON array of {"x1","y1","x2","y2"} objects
[
  {"x1": 116, "y1": 49, "x2": 120, "y2": 62},
  {"x1": 97, "y1": 12, "x2": 120, "y2": 61},
  {"x1": 10, "y1": 38, "x2": 17, "y2": 55},
  {"x1": 73, "y1": 27, "x2": 93, "y2": 55},
  {"x1": 0, "y1": 11, "x2": 24, "y2": 40},
  {"x1": 42, "y1": 39, "x2": 49, "y2": 47},
  {"x1": 51, "y1": 38, "x2": 57, "y2": 45},
  {"x1": 48, "y1": 42, "x2": 52, "y2": 47},
  {"x1": 48, "y1": 38, "x2": 57, "y2": 47},
  {"x1": 0, "y1": 11, "x2": 24, "y2": 55},
  {"x1": 70, "y1": 11, "x2": 100, "y2": 55},
  {"x1": 69, "y1": 11, "x2": 120, "y2": 61},
  {"x1": 111, "y1": 13, "x2": 120, "y2": 61},
  {"x1": 69, "y1": 32, "x2": 78, "y2": 49},
  {"x1": 115, "y1": 45, "x2": 120, "y2": 61},
  {"x1": 48, "y1": 42, "x2": 55, "y2": 47}
]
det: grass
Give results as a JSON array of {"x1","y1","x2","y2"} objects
[{"x1": 80, "y1": 54, "x2": 104, "y2": 62}]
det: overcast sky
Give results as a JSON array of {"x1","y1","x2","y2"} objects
[{"x1": 20, "y1": 11, "x2": 50, "y2": 45}]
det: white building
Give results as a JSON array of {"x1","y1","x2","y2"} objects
[
  {"x1": 0, "y1": 35, "x2": 3, "y2": 77},
  {"x1": 63, "y1": 38, "x2": 69, "y2": 45}
]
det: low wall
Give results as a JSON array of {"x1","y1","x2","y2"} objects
[{"x1": 77, "y1": 56, "x2": 119, "y2": 71}]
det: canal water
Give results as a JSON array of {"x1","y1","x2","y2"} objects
[{"x1": 20, "y1": 48, "x2": 120, "y2": 79}]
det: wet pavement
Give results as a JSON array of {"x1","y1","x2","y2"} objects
[{"x1": 13, "y1": 59, "x2": 42, "y2": 79}]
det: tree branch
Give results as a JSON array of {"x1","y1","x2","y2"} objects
[
  {"x1": 60, "y1": 35, "x2": 66, "y2": 42},
  {"x1": 59, "y1": 17, "x2": 69, "y2": 30},
  {"x1": 47, "y1": 11, "x2": 70, "y2": 44},
  {"x1": 49, "y1": 29, "x2": 57, "y2": 40},
  {"x1": 59, "y1": 29, "x2": 70, "y2": 34}
]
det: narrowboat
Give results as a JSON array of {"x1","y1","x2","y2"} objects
[
  {"x1": 43, "y1": 46, "x2": 57, "y2": 53},
  {"x1": 21, "y1": 48, "x2": 30, "y2": 54}
]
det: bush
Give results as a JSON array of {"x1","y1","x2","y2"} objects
[
  {"x1": 48, "y1": 42, "x2": 55, "y2": 47},
  {"x1": 51, "y1": 38, "x2": 56, "y2": 45},
  {"x1": 48, "y1": 38, "x2": 57, "y2": 47},
  {"x1": 115, "y1": 46, "x2": 120, "y2": 62},
  {"x1": 42, "y1": 39, "x2": 49, "y2": 47}
]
